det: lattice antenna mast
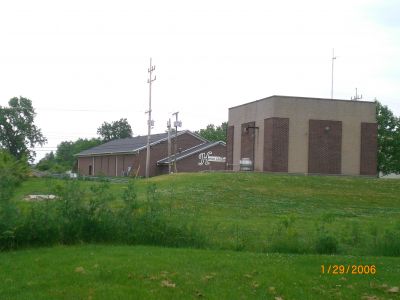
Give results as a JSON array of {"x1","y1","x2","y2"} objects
[{"x1": 145, "y1": 58, "x2": 156, "y2": 178}]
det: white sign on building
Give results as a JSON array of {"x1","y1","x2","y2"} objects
[{"x1": 198, "y1": 151, "x2": 226, "y2": 166}]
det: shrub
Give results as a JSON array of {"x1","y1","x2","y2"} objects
[
  {"x1": 315, "y1": 224, "x2": 338, "y2": 254},
  {"x1": 0, "y1": 150, "x2": 29, "y2": 250},
  {"x1": 0, "y1": 180, "x2": 206, "y2": 251},
  {"x1": 268, "y1": 215, "x2": 304, "y2": 254},
  {"x1": 0, "y1": 150, "x2": 28, "y2": 202},
  {"x1": 14, "y1": 201, "x2": 60, "y2": 247},
  {"x1": 374, "y1": 228, "x2": 400, "y2": 257}
]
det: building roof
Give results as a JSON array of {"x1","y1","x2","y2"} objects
[
  {"x1": 75, "y1": 130, "x2": 206, "y2": 157},
  {"x1": 157, "y1": 141, "x2": 226, "y2": 165},
  {"x1": 228, "y1": 95, "x2": 375, "y2": 110}
]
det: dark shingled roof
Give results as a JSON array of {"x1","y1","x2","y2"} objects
[
  {"x1": 157, "y1": 141, "x2": 226, "y2": 165},
  {"x1": 76, "y1": 130, "x2": 205, "y2": 157}
]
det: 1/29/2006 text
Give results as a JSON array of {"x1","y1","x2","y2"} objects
[{"x1": 321, "y1": 265, "x2": 376, "y2": 275}]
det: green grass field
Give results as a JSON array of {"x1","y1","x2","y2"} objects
[
  {"x1": 1, "y1": 245, "x2": 399, "y2": 299},
  {"x1": 12, "y1": 173, "x2": 400, "y2": 255},
  {"x1": 2, "y1": 172, "x2": 400, "y2": 299}
]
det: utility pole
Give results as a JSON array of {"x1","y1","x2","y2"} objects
[
  {"x1": 167, "y1": 118, "x2": 172, "y2": 174},
  {"x1": 172, "y1": 112, "x2": 182, "y2": 173},
  {"x1": 331, "y1": 48, "x2": 337, "y2": 99},
  {"x1": 145, "y1": 58, "x2": 156, "y2": 178}
]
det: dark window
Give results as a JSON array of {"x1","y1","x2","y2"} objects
[{"x1": 89, "y1": 165, "x2": 93, "y2": 176}]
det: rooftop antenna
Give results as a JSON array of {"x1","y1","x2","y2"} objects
[
  {"x1": 331, "y1": 48, "x2": 337, "y2": 99},
  {"x1": 351, "y1": 88, "x2": 363, "y2": 101},
  {"x1": 145, "y1": 58, "x2": 156, "y2": 178}
]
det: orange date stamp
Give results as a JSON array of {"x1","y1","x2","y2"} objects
[{"x1": 321, "y1": 264, "x2": 376, "y2": 275}]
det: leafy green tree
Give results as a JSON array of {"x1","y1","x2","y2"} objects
[
  {"x1": 56, "y1": 138, "x2": 102, "y2": 169},
  {"x1": 36, "y1": 138, "x2": 102, "y2": 172},
  {"x1": 376, "y1": 101, "x2": 400, "y2": 175},
  {"x1": 36, "y1": 151, "x2": 56, "y2": 171},
  {"x1": 0, "y1": 97, "x2": 46, "y2": 161},
  {"x1": 196, "y1": 122, "x2": 227, "y2": 142},
  {"x1": 97, "y1": 118, "x2": 132, "y2": 142}
]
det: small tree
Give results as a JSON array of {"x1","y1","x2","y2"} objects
[
  {"x1": 36, "y1": 151, "x2": 56, "y2": 171},
  {"x1": 0, "y1": 150, "x2": 29, "y2": 201},
  {"x1": 196, "y1": 122, "x2": 227, "y2": 142},
  {"x1": 35, "y1": 138, "x2": 102, "y2": 172},
  {"x1": 0, "y1": 97, "x2": 47, "y2": 161},
  {"x1": 97, "y1": 118, "x2": 132, "y2": 142},
  {"x1": 55, "y1": 138, "x2": 101, "y2": 169},
  {"x1": 376, "y1": 101, "x2": 400, "y2": 175}
]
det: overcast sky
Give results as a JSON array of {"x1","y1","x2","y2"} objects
[{"x1": 0, "y1": 0, "x2": 399, "y2": 161}]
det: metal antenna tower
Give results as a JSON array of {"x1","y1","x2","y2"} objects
[
  {"x1": 145, "y1": 58, "x2": 156, "y2": 178},
  {"x1": 331, "y1": 48, "x2": 337, "y2": 99}
]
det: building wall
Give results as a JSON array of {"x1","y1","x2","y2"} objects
[
  {"x1": 241, "y1": 121, "x2": 256, "y2": 169},
  {"x1": 360, "y1": 122, "x2": 378, "y2": 176},
  {"x1": 78, "y1": 156, "x2": 92, "y2": 176},
  {"x1": 308, "y1": 120, "x2": 342, "y2": 174},
  {"x1": 263, "y1": 117, "x2": 289, "y2": 172},
  {"x1": 176, "y1": 143, "x2": 227, "y2": 173},
  {"x1": 144, "y1": 132, "x2": 204, "y2": 177},
  {"x1": 158, "y1": 143, "x2": 227, "y2": 174},
  {"x1": 228, "y1": 96, "x2": 376, "y2": 175},
  {"x1": 229, "y1": 99, "x2": 275, "y2": 171}
]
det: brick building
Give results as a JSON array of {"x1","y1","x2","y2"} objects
[
  {"x1": 227, "y1": 95, "x2": 377, "y2": 176},
  {"x1": 76, "y1": 131, "x2": 226, "y2": 177}
]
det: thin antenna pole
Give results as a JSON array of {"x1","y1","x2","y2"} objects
[
  {"x1": 331, "y1": 48, "x2": 336, "y2": 99},
  {"x1": 145, "y1": 58, "x2": 156, "y2": 178}
]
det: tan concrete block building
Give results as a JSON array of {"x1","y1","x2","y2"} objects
[{"x1": 227, "y1": 95, "x2": 377, "y2": 176}]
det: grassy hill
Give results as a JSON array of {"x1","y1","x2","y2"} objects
[
  {"x1": 11, "y1": 173, "x2": 400, "y2": 256},
  {"x1": 2, "y1": 172, "x2": 400, "y2": 298}
]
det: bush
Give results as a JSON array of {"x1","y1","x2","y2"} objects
[
  {"x1": 0, "y1": 150, "x2": 28, "y2": 201},
  {"x1": 374, "y1": 228, "x2": 400, "y2": 257},
  {"x1": 268, "y1": 215, "x2": 304, "y2": 254},
  {"x1": 315, "y1": 224, "x2": 338, "y2": 254},
  {"x1": 0, "y1": 180, "x2": 206, "y2": 251},
  {"x1": 0, "y1": 151, "x2": 29, "y2": 250}
]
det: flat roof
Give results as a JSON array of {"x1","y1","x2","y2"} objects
[{"x1": 228, "y1": 95, "x2": 375, "y2": 110}]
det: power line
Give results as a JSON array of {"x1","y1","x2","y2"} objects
[{"x1": 36, "y1": 107, "x2": 144, "y2": 113}]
